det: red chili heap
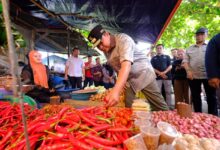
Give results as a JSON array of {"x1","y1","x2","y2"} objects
[{"x1": 0, "y1": 102, "x2": 134, "y2": 150}]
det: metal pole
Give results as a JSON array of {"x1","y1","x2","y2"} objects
[{"x1": 1, "y1": 0, "x2": 30, "y2": 149}]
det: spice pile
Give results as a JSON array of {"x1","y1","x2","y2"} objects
[
  {"x1": 89, "y1": 89, "x2": 125, "y2": 103},
  {"x1": 0, "y1": 102, "x2": 134, "y2": 149}
]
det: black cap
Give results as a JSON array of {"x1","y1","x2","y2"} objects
[
  {"x1": 196, "y1": 27, "x2": 208, "y2": 34},
  {"x1": 88, "y1": 25, "x2": 105, "y2": 48}
]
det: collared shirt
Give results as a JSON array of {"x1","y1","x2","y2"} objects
[
  {"x1": 151, "y1": 54, "x2": 172, "y2": 80},
  {"x1": 104, "y1": 33, "x2": 156, "y2": 92},
  {"x1": 183, "y1": 43, "x2": 207, "y2": 79},
  {"x1": 66, "y1": 56, "x2": 84, "y2": 77}
]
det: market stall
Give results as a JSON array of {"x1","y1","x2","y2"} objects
[{"x1": 1, "y1": 0, "x2": 220, "y2": 149}]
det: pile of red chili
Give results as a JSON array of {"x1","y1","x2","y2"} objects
[{"x1": 0, "y1": 101, "x2": 134, "y2": 150}]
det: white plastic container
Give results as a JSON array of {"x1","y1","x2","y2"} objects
[
  {"x1": 157, "y1": 121, "x2": 179, "y2": 145},
  {"x1": 140, "y1": 126, "x2": 160, "y2": 150},
  {"x1": 124, "y1": 133, "x2": 147, "y2": 150}
]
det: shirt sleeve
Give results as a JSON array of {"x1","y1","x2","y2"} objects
[
  {"x1": 66, "y1": 58, "x2": 70, "y2": 67},
  {"x1": 182, "y1": 49, "x2": 190, "y2": 63},
  {"x1": 205, "y1": 35, "x2": 220, "y2": 78},
  {"x1": 167, "y1": 55, "x2": 171, "y2": 66},
  {"x1": 151, "y1": 57, "x2": 156, "y2": 68},
  {"x1": 118, "y1": 36, "x2": 134, "y2": 63}
]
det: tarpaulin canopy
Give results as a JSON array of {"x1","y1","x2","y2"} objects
[{"x1": 9, "y1": 0, "x2": 181, "y2": 53}]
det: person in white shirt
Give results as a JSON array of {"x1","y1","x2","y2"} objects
[{"x1": 65, "y1": 48, "x2": 85, "y2": 89}]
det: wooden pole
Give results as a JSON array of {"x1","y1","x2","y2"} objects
[
  {"x1": 31, "y1": 30, "x2": 35, "y2": 49},
  {"x1": 67, "y1": 32, "x2": 70, "y2": 57},
  {"x1": 1, "y1": 0, "x2": 30, "y2": 149}
]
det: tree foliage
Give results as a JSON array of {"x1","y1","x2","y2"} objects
[{"x1": 157, "y1": 0, "x2": 220, "y2": 50}]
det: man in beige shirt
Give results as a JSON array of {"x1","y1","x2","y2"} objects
[
  {"x1": 183, "y1": 28, "x2": 217, "y2": 116},
  {"x1": 88, "y1": 25, "x2": 168, "y2": 111}
]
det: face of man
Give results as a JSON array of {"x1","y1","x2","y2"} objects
[
  {"x1": 72, "y1": 49, "x2": 79, "y2": 57},
  {"x1": 171, "y1": 49, "x2": 178, "y2": 58},
  {"x1": 88, "y1": 57, "x2": 92, "y2": 63},
  {"x1": 96, "y1": 58, "x2": 100, "y2": 64},
  {"x1": 33, "y1": 52, "x2": 42, "y2": 63},
  {"x1": 156, "y1": 45, "x2": 164, "y2": 55},
  {"x1": 97, "y1": 32, "x2": 111, "y2": 52},
  {"x1": 177, "y1": 50, "x2": 184, "y2": 59},
  {"x1": 195, "y1": 33, "x2": 207, "y2": 44}
]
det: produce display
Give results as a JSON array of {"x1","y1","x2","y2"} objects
[
  {"x1": 89, "y1": 89, "x2": 125, "y2": 103},
  {"x1": 152, "y1": 111, "x2": 220, "y2": 140},
  {"x1": 132, "y1": 99, "x2": 151, "y2": 111},
  {"x1": 174, "y1": 134, "x2": 220, "y2": 150},
  {"x1": 84, "y1": 86, "x2": 106, "y2": 93},
  {"x1": 0, "y1": 101, "x2": 134, "y2": 149}
]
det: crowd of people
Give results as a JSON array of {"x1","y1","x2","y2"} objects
[
  {"x1": 64, "y1": 47, "x2": 116, "y2": 90},
  {"x1": 19, "y1": 24, "x2": 219, "y2": 116},
  {"x1": 149, "y1": 28, "x2": 219, "y2": 116}
]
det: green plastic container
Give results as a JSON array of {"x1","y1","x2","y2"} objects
[{"x1": 4, "y1": 95, "x2": 37, "y2": 107}]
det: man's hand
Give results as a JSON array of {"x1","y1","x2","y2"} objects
[
  {"x1": 208, "y1": 78, "x2": 220, "y2": 88},
  {"x1": 82, "y1": 76, "x2": 85, "y2": 81},
  {"x1": 158, "y1": 72, "x2": 167, "y2": 79},
  {"x1": 187, "y1": 70, "x2": 193, "y2": 80},
  {"x1": 105, "y1": 88, "x2": 120, "y2": 107}
]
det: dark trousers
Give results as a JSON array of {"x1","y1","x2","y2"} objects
[
  {"x1": 188, "y1": 79, "x2": 218, "y2": 116},
  {"x1": 94, "y1": 80, "x2": 103, "y2": 87},
  {"x1": 68, "y1": 76, "x2": 82, "y2": 89},
  {"x1": 103, "y1": 82, "x2": 114, "y2": 89},
  {"x1": 83, "y1": 77, "x2": 93, "y2": 88}
]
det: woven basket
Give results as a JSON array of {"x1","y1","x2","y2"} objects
[
  {"x1": 177, "y1": 102, "x2": 192, "y2": 118},
  {"x1": 50, "y1": 96, "x2": 61, "y2": 105}
]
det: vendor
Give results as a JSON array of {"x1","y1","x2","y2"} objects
[
  {"x1": 21, "y1": 50, "x2": 59, "y2": 103},
  {"x1": 88, "y1": 25, "x2": 169, "y2": 111}
]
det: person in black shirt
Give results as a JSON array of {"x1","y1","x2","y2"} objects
[
  {"x1": 151, "y1": 44, "x2": 172, "y2": 107},
  {"x1": 172, "y1": 49, "x2": 189, "y2": 107}
]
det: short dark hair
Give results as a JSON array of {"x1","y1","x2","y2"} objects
[
  {"x1": 72, "y1": 47, "x2": 79, "y2": 51},
  {"x1": 171, "y1": 48, "x2": 178, "y2": 51},
  {"x1": 156, "y1": 44, "x2": 164, "y2": 48},
  {"x1": 87, "y1": 55, "x2": 92, "y2": 58}
]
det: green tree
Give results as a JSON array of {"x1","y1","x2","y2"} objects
[{"x1": 157, "y1": 0, "x2": 220, "y2": 50}]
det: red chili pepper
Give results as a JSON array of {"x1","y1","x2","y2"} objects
[
  {"x1": 69, "y1": 135, "x2": 93, "y2": 150},
  {"x1": 80, "y1": 107, "x2": 96, "y2": 113},
  {"x1": 28, "y1": 122, "x2": 47, "y2": 134},
  {"x1": 79, "y1": 113, "x2": 99, "y2": 126},
  {"x1": 122, "y1": 132, "x2": 129, "y2": 140},
  {"x1": 85, "y1": 139, "x2": 123, "y2": 150},
  {"x1": 92, "y1": 124, "x2": 111, "y2": 132},
  {"x1": 87, "y1": 134, "x2": 122, "y2": 146},
  {"x1": 0, "y1": 129, "x2": 13, "y2": 146},
  {"x1": 39, "y1": 142, "x2": 72, "y2": 150},
  {"x1": 58, "y1": 107, "x2": 70, "y2": 119},
  {"x1": 107, "y1": 128, "x2": 131, "y2": 132},
  {"x1": 55, "y1": 125, "x2": 69, "y2": 134}
]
